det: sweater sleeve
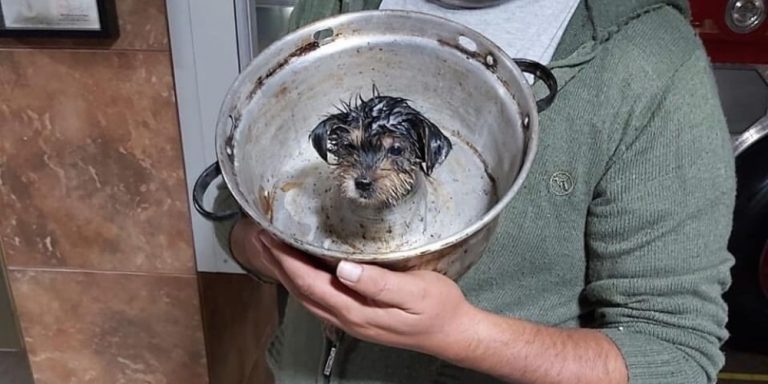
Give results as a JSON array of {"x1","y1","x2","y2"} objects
[{"x1": 583, "y1": 49, "x2": 736, "y2": 383}]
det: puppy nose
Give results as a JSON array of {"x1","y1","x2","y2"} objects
[{"x1": 354, "y1": 176, "x2": 373, "y2": 192}]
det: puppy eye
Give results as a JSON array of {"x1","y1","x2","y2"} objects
[
  {"x1": 331, "y1": 126, "x2": 349, "y2": 135},
  {"x1": 343, "y1": 142, "x2": 356, "y2": 151},
  {"x1": 388, "y1": 145, "x2": 403, "y2": 156}
]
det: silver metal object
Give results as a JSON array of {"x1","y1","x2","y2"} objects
[
  {"x1": 234, "y1": 0, "x2": 255, "y2": 70},
  {"x1": 234, "y1": 0, "x2": 298, "y2": 71},
  {"x1": 733, "y1": 116, "x2": 768, "y2": 155},
  {"x1": 194, "y1": 10, "x2": 555, "y2": 279},
  {"x1": 726, "y1": 0, "x2": 766, "y2": 34},
  {"x1": 732, "y1": 66, "x2": 768, "y2": 155},
  {"x1": 427, "y1": 0, "x2": 512, "y2": 9}
]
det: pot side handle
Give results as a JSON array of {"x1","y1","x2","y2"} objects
[
  {"x1": 513, "y1": 58, "x2": 558, "y2": 113},
  {"x1": 193, "y1": 162, "x2": 241, "y2": 221}
]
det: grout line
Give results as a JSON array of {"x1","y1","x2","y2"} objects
[
  {"x1": 0, "y1": 46, "x2": 169, "y2": 54},
  {"x1": 6, "y1": 266, "x2": 197, "y2": 278}
]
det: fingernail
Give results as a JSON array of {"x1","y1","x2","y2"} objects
[{"x1": 337, "y1": 261, "x2": 362, "y2": 283}]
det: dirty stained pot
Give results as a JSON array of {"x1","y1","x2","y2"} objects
[{"x1": 193, "y1": 10, "x2": 556, "y2": 280}]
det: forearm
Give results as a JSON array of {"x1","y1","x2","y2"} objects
[
  {"x1": 438, "y1": 308, "x2": 628, "y2": 384},
  {"x1": 229, "y1": 218, "x2": 279, "y2": 282}
]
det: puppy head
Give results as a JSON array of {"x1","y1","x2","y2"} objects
[{"x1": 309, "y1": 92, "x2": 452, "y2": 207}]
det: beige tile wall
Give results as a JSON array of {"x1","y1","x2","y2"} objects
[{"x1": 0, "y1": 1, "x2": 209, "y2": 382}]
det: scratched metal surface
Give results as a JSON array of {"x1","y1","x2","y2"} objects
[
  {"x1": 216, "y1": 10, "x2": 539, "y2": 278},
  {"x1": 257, "y1": 129, "x2": 498, "y2": 255}
]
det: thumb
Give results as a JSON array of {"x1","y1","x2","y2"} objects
[{"x1": 336, "y1": 261, "x2": 424, "y2": 310}]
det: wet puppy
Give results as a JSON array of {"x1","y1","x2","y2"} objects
[{"x1": 310, "y1": 87, "x2": 452, "y2": 207}]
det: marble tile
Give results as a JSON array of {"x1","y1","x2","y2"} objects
[
  {"x1": 8, "y1": 269, "x2": 208, "y2": 384},
  {"x1": 199, "y1": 272, "x2": 278, "y2": 384},
  {"x1": 0, "y1": 49, "x2": 194, "y2": 274},
  {"x1": 0, "y1": 0, "x2": 169, "y2": 51},
  {"x1": 110, "y1": 0, "x2": 170, "y2": 50}
]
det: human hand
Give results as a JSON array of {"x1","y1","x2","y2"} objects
[
  {"x1": 257, "y1": 233, "x2": 630, "y2": 384},
  {"x1": 258, "y1": 232, "x2": 482, "y2": 361}
]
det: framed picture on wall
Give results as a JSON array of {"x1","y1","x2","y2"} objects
[{"x1": 0, "y1": 0, "x2": 118, "y2": 38}]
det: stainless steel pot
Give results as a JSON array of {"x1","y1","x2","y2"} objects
[{"x1": 193, "y1": 10, "x2": 556, "y2": 279}]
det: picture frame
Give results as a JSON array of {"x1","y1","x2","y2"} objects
[{"x1": 0, "y1": 0, "x2": 118, "y2": 39}]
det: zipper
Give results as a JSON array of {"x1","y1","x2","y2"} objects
[
  {"x1": 322, "y1": 331, "x2": 345, "y2": 383},
  {"x1": 322, "y1": 339, "x2": 339, "y2": 381}
]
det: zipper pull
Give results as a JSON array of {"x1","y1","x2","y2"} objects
[{"x1": 323, "y1": 343, "x2": 338, "y2": 377}]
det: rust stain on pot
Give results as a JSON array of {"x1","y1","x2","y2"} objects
[
  {"x1": 275, "y1": 84, "x2": 291, "y2": 100},
  {"x1": 436, "y1": 40, "x2": 523, "y2": 115},
  {"x1": 437, "y1": 39, "x2": 498, "y2": 73},
  {"x1": 450, "y1": 131, "x2": 499, "y2": 201},
  {"x1": 257, "y1": 185, "x2": 276, "y2": 224},
  {"x1": 246, "y1": 41, "x2": 321, "y2": 103},
  {"x1": 280, "y1": 180, "x2": 303, "y2": 193}
]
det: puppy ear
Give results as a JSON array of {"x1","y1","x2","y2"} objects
[
  {"x1": 414, "y1": 115, "x2": 452, "y2": 175},
  {"x1": 309, "y1": 116, "x2": 336, "y2": 162}
]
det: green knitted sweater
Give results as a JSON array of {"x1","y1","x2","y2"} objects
[{"x1": 262, "y1": 1, "x2": 737, "y2": 383}]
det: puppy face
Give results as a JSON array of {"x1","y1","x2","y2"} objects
[{"x1": 310, "y1": 91, "x2": 452, "y2": 207}]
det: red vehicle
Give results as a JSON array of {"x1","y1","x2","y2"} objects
[{"x1": 691, "y1": 0, "x2": 768, "y2": 353}]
